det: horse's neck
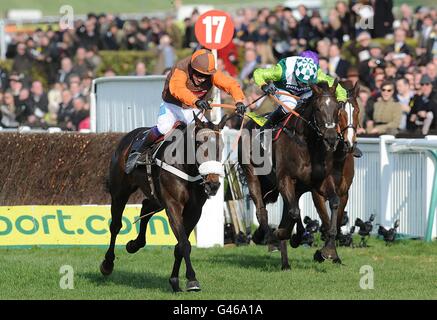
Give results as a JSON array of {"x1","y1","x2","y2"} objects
[
  {"x1": 286, "y1": 103, "x2": 310, "y2": 133},
  {"x1": 156, "y1": 128, "x2": 199, "y2": 176}
]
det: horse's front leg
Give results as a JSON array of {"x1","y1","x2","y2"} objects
[
  {"x1": 165, "y1": 197, "x2": 200, "y2": 292},
  {"x1": 276, "y1": 175, "x2": 299, "y2": 241},
  {"x1": 243, "y1": 164, "x2": 273, "y2": 247},
  {"x1": 336, "y1": 193, "x2": 349, "y2": 237},
  {"x1": 311, "y1": 190, "x2": 330, "y2": 241},
  {"x1": 290, "y1": 192, "x2": 305, "y2": 248},
  {"x1": 314, "y1": 179, "x2": 341, "y2": 263},
  {"x1": 277, "y1": 204, "x2": 291, "y2": 270},
  {"x1": 126, "y1": 199, "x2": 160, "y2": 254},
  {"x1": 276, "y1": 175, "x2": 300, "y2": 270}
]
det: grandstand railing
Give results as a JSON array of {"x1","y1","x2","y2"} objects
[{"x1": 238, "y1": 134, "x2": 437, "y2": 241}]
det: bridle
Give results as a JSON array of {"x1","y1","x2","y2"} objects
[{"x1": 309, "y1": 93, "x2": 342, "y2": 142}]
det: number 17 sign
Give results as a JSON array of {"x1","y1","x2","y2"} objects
[{"x1": 195, "y1": 10, "x2": 234, "y2": 50}]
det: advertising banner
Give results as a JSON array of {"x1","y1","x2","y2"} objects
[{"x1": 0, "y1": 205, "x2": 196, "y2": 247}]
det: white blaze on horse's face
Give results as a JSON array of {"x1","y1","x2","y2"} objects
[
  {"x1": 345, "y1": 101, "x2": 354, "y2": 147},
  {"x1": 322, "y1": 97, "x2": 337, "y2": 129}
]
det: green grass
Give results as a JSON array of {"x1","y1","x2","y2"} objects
[{"x1": 0, "y1": 237, "x2": 436, "y2": 299}]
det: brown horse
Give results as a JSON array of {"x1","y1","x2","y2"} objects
[
  {"x1": 100, "y1": 113, "x2": 228, "y2": 292},
  {"x1": 239, "y1": 80, "x2": 343, "y2": 269},
  {"x1": 311, "y1": 81, "x2": 360, "y2": 255},
  {"x1": 278, "y1": 81, "x2": 360, "y2": 265}
]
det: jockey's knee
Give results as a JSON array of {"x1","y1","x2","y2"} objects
[
  {"x1": 278, "y1": 97, "x2": 298, "y2": 113},
  {"x1": 280, "y1": 105, "x2": 294, "y2": 114}
]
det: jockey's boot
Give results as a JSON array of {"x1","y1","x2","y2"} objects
[
  {"x1": 125, "y1": 127, "x2": 162, "y2": 174},
  {"x1": 258, "y1": 107, "x2": 286, "y2": 147},
  {"x1": 352, "y1": 146, "x2": 363, "y2": 158}
]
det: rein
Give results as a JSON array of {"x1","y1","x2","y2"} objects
[
  {"x1": 268, "y1": 94, "x2": 323, "y2": 138},
  {"x1": 155, "y1": 158, "x2": 203, "y2": 182}
]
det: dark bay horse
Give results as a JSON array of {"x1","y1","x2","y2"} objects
[
  {"x1": 239, "y1": 80, "x2": 343, "y2": 269},
  {"x1": 311, "y1": 81, "x2": 360, "y2": 260},
  {"x1": 100, "y1": 113, "x2": 228, "y2": 292},
  {"x1": 278, "y1": 81, "x2": 360, "y2": 265}
]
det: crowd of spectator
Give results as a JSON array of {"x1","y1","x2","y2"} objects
[
  {"x1": 0, "y1": 1, "x2": 436, "y2": 136},
  {"x1": 0, "y1": 13, "x2": 181, "y2": 130}
]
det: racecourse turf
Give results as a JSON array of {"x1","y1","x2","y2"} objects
[{"x1": 0, "y1": 237, "x2": 436, "y2": 300}]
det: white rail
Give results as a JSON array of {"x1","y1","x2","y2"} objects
[{"x1": 247, "y1": 135, "x2": 437, "y2": 241}]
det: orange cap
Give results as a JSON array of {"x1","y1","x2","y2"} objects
[{"x1": 190, "y1": 49, "x2": 217, "y2": 75}]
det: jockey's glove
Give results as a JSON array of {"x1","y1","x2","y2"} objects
[
  {"x1": 195, "y1": 99, "x2": 212, "y2": 111},
  {"x1": 235, "y1": 102, "x2": 247, "y2": 115},
  {"x1": 261, "y1": 82, "x2": 277, "y2": 95}
]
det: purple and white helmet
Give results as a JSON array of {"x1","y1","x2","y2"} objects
[{"x1": 300, "y1": 50, "x2": 319, "y2": 66}]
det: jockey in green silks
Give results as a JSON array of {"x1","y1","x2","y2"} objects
[
  {"x1": 252, "y1": 50, "x2": 362, "y2": 157},
  {"x1": 254, "y1": 51, "x2": 346, "y2": 127}
]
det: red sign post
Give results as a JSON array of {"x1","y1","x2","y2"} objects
[{"x1": 195, "y1": 10, "x2": 234, "y2": 50}]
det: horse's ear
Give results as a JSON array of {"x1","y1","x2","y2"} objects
[
  {"x1": 330, "y1": 78, "x2": 339, "y2": 94},
  {"x1": 310, "y1": 83, "x2": 322, "y2": 96},
  {"x1": 218, "y1": 114, "x2": 228, "y2": 129},
  {"x1": 193, "y1": 111, "x2": 204, "y2": 128},
  {"x1": 353, "y1": 82, "x2": 360, "y2": 98}
]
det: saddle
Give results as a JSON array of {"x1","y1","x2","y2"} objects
[
  {"x1": 128, "y1": 121, "x2": 186, "y2": 198},
  {"x1": 133, "y1": 121, "x2": 186, "y2": 165},
  {"x1": 272, "y1": 113, "x2": 295, "y2": 142},
  {"x1": 252, "y1": 112, "x2": 296, "y2": 142}
]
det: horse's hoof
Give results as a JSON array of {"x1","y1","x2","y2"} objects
[
  {"x1": 169, "y1": 277, "x2": 182, "y2": 293},
  {"x1": 313, "y1": 250, "x2": 325, "y2": 263},
  {"x1": 252, "y1": 228, "x2": 265, "y2": 245},
  {"x1": 281, "y1": 264, "x2": 291, "y2": 271},
  {"x1": 100, "y1": 260, "x2": 114, "y2": 276},
  {"x1": 186, "y1": 280, "x2": 201, "y2": 292},
  {"x1": 320, "y1": 247, "x2": 338, "y2": 261},
  {"x1": 126, "y1": 240, "x2": 140, "y2": 254},
  {"x1": 290, "y1": 234, "x2": 302, "y2": 248}
]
